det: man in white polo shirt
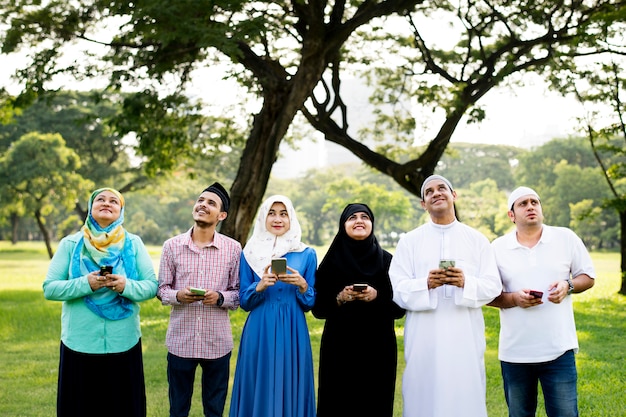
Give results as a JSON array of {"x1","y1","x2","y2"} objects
[{"x1": 489, "y1": 186, "x2": 595, "y2": 417}]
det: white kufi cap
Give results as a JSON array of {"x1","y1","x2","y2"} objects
[
  {"x1": 508, "y1": 186, "x2": 540, "y2": 210},
  {"x1": 420, "y1": 175, "x2": 454, "y2": 199}
]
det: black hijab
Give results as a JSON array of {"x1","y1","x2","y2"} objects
[{"x1": 317, "y1": 203, "x2": 386, "y2": 281}]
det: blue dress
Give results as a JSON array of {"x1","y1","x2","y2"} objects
[{"x1": 229, "y1": 247, "x2": 317, "y2": 417}]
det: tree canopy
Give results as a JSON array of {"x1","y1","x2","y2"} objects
[
  {"x1": 0, "y1": 132, "x2": 93, "y2": 256},
  {"x1": 1, "y1": 1, "x2": 625, "y2": 243}
]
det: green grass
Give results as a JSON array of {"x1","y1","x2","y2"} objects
[{"x1": 1, "y1": 241, "x2": 624, "y2": 416}]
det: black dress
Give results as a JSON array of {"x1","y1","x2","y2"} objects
[{"x1": 313, "y1": 204, "x2": 404, "y2": 417}]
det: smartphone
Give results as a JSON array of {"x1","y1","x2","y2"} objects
[
  {"x1": 529, "y1": 290, "x2": 543, "y2": 299},
  {"x1": 100, "y1": 265, "x2": 113, "y2": 276},
  {"x1": 271, "y1": 258, "x2": 287, "y2": 275},
  {"x1": 352, "y1": 283, "x2": 367, "y2": 292},
  {"x1": 439, "y1": 260, "x2": 455, "y2": 270},
  {"x1": 189, "y1": 287, "x2": 206, "y2": 296}
]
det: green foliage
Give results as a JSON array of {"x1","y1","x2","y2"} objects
[
  {"x1": 546, "y1": 162, "x2": 611, "y2": 230},
  {"x1": 288, "y1": 169, "x2": 340, "y2": 246},
  {"x1": 0, "y1": 88, "x2": 18, "y2": 125},
  {"x1": 55, "y1": 214, "x2": 82, "y2": 240},
  {"x1": 287, "y1": 164, "x2": 418, "y2": 246},
  {"x1": 2, "y1": 1, "x2": 625, "y2": 247},
  {"x1": 110, "y1": 91, "x2": 214, "y2": 176},
  {"x1": 0, "y1": 132, "x2": 93, "y2": 218},
  {"x1": 124, "y1": 176, "x2": 211, "y2": 244},
  {"x1": 0, "y1": 86, "x2": 248, "y2": 242},
  {"x1": 325, "y1": 176, "x2": 415, "y2": 244},
  {"x1": 0, "y1": 91, "x2": 134, "y2": 189},
  {"x1": 570, "y1": 200, "x2": 618, "y2": 250},
  {"x1": 455, "y1": 179, "x2": 510, "y2": 241},
  {"x1": 515, "y1": 137, "x2": 599, "y2": 189},
  {"x1": 508, "y1": 137, "x2": 620, "y2": 249},
  {"x1": 437, "y1": 143, "x2": 522, "y2": 191},
  {"x1": 1, "y1": 133, "x2": 619, "y2": 249}
]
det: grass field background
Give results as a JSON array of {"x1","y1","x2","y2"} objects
[{"x1": 1, "y1": 241, "x2": 624, "y2": 416}]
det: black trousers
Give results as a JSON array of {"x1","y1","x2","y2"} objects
[{"x1": 57, "y1": 339, "x2": 147, "y2": 417}]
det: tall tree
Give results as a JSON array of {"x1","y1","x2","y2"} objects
[
  {"x1": 1, "y1": 1, "x2": 623, "y2": 243},
  {"x1": 0, "y1": 91, "x2": 146, "y2": 219},
  {"x1": 0, "y1": 132, "x2": 93, "y2": 257},
  {"x1": 553, "y1": 63, "x2": 626, "y2": 294},
  {"x1": 544, "y1": 3, "x2": 626, "y2": 293}
]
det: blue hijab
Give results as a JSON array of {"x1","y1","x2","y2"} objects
[{"x1": 70, "y1": 188, "x2": 138, "y2": 320}]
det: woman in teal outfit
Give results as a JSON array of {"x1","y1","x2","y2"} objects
[
  {"x1": 229, "y1": 195, "x2": 317, "y2": 417},
  {"x1": 43, "y1": 188, "x2": 157, "y2": 417}
]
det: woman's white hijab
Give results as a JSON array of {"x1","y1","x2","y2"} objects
[{"x1": 243, "y1": 195, "x2": 307, "y2": 278}]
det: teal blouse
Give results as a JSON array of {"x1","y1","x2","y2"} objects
[{"x1": 43, "y1": 231, "x2": 158, "y2": 354}]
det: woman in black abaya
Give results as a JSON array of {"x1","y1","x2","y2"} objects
[{"x1": 313, "y1": 203, "x2": 405, "y2": 417}]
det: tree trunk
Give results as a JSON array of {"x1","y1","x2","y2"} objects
[
  {"x1": 619, "y1": 210, "x2": 626, "y2": 295},
  {"x1": 34, "y1": 209, "x2": 54, "y2": 259},
  {"x1": 220, "y1": 84, "x2": 317, "y2": 244},
  {"x1": 220, "y1": 46, "x2": 330, "y2": 244},
  {"x1": 220, "y1": 109, "x2": 282, "y2": 244},
  {"x1": 10, "y1": 212, "x2": 19, "y2": 244},
  {"x1": 74, "y1": 200, "x2": 88, "y2": 223}
]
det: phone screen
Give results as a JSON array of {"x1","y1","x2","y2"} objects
[
  {"x1": 353, "y1": 284, "x2": 367, "y2": 292},
  {"x1": 271, "y1": 258, "x2": 287, "y2": 275},
  {"x1": 190, "y1": 287, "x2": 206, "y2": 296},
  {"x1": 439, "y1": 260, "x2": 455, "y2": 270}
]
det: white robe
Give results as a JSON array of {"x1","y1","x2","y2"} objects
[{"x1": 389, "y1": 220, "x2": 502, "y2": 417}]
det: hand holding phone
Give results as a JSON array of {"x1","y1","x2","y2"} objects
[{"x1": 271, "y1": 258, "x2": 287, "y2": 275}]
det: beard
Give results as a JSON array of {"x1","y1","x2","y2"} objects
[{"x1": 194, "y1": 218, "x2": 216, "y2": 229}]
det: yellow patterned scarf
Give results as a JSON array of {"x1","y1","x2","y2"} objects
[{"x1": 70, "y1": 188, "x2": 137, "y2": 320}]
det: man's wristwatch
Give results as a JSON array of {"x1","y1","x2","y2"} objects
[
  {"x1": 566, "y1": 277, "x2": 574, "y2": 295},
  {"x1": 216, "y1": 291, "x2": 225, "y2": 306}
]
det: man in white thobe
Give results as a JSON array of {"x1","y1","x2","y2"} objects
[{"x1": 389, "y1": 175, "x2": 502, "y2": 417}]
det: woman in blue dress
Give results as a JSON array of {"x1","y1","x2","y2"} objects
[{"x1": 229, "y1": 195, "x2": 317, "y2": 417}]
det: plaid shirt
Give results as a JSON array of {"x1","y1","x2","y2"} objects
[{"x1": 158, "y1": 228, "x2": 241, "y2": 359}]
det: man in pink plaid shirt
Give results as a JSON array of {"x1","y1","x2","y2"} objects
[{"x1": 157, "y1": 182, "x2": 241, "y2": 417}]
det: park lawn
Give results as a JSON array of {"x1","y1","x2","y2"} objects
[{"x1": 0, "y1": 241, "x2": 624, "y2": 416}]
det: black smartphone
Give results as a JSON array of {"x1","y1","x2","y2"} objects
[
  {"x1": 100, "y1": 265, "x2": 113, "y2": 276},
  {"x1": 352, "y1": 283, "x2": 367, "y2": 292},
  {"x1": 271, "y1": 258, "x2": 287, "y2": 275},
  {"x1": 529, "y1": 290, "x2": 543, "y2": 299}
]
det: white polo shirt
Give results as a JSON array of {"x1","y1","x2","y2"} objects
[{"x1": 491, "y1": 225, "x2": 595, "y2": 363}]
